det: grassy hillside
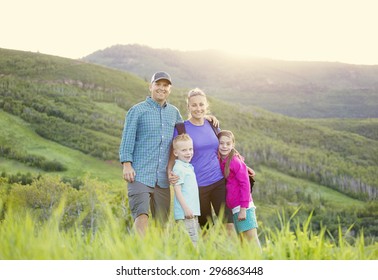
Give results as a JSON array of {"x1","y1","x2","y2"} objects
[
  {"x1": 0, "y1": 110, "x2": 122, "y2": 187},
  {"x1": 83, "y1": 44, "x2": 378, "y2": 118},
  {"x1": 0, "y1": 47, "x2": 377, "y2": 242},
  {"x1": 303, "y1": 118, "x2": 378, "y2": 141}
]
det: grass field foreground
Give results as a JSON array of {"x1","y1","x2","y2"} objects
[{"x1": 0, "y1": 198, "x2": 376, "y2": 260}]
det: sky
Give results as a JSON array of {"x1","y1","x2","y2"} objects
[{"x1": 2, "y1": 0, "x2": 378, "y2": 65}]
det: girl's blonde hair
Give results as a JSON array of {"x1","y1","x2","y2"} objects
[
  {"x1": 217, "y1": 130, "x2": 240, "y2": 179},
  {"x1": 186, "y1": 88, "x2": 210, "y2": 118}
]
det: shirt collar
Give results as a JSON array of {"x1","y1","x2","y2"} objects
[
  {"x1": 146, "y1": 96, "x2": 167, "y2": 108},
  {"x1": 175, "y1": 159, "x2": 191, "y2": 167}
]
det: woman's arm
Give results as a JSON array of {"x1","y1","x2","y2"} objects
[{"x1": 205, "y1": 115, "x2": 219, "y2": 128}]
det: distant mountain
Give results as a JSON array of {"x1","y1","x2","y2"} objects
[{"x1": 83, "y1": 44, "x2": 378, "y2": 118}]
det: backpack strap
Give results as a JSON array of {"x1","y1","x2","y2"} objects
[
  {"x1": 210, "y1": 122, "x2": 219, "y2": 136},
  {"x1": 176, "y1": 120, "x2": 219, "y2": 136},
  {"x1": 208, "y1": 119, "x2": 219, "y2": 136},
  {"x1": 247, "y1": 167, "x2": 255, "y2": 194},
  {"x1": 175, "y1": 122, "x2": 186, "y2": 135}
]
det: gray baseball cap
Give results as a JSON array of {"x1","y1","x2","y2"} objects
[{"x1": 150, "y1": 71, "x2": 172, "y2": 85}]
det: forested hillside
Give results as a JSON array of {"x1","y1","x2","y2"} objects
[
  {"x1": 83, "y1": 44, "x2": 378, "y2": 118},
  {"x1": 304, "y1": 118, "x2": 378, "y2": 141},
  {"x1": 0, "y1": 48, "x2": 377, "y2": 242}
]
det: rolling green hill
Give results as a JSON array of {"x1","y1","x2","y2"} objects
[
  {"x1": 303, "y1": 118, "x2": 378, "y2": 141},
  {"x1": 83, "y1": 44, "x2": 378, "y2": 118},
  {"x1": 0, "y1": 110, "x2": 122, "y2": 186},
  {"x1": 0, "y1": 47, "x2": 377, "y2": 239}
]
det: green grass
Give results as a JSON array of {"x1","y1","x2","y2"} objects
[
  {"x1": 94, "y1": 101, "x2": 126, "y2": 118},
  {"x1": 0, "y1": 158, "x2": 42, "y2": 174},
  {"x1": 0, "y1": 110, "x2": 122, "y2": 187},
  {"x1": 0, "y1": 200, "x2": 376, "y2": 260},
  {"x1": 0, "y1": 173, "x2": 375, "y2": 260}
]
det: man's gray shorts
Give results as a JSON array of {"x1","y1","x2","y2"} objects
[{"x1": 127, "y1": 181, "x2": 171, "y2": 223}]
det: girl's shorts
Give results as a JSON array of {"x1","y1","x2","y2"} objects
[{"x1": 233, "y1": 207, "x2": 258, "y2": 234}]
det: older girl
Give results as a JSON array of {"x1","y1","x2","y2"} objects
[{"x1": 218, "y1": 130, "x2": 261, "y2": 247}]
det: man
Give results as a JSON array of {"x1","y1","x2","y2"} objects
[{"x1": 119, "y1": 71, "x2": 182, "y2": 236}]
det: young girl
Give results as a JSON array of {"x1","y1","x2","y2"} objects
[{"x1": 218, "y1": 130, "x2": 261, "y2": 248}]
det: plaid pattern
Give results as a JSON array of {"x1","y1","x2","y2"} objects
[{"x1": 119, "y1": 97, "x2": 182, "y2": 188}]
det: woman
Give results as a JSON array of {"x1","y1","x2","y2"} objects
[{"x1": 169, "y1": 88, "x2": 234, "y2": 231}]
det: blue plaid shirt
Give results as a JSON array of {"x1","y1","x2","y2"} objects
[{"x1": 119, "y1": 97, "x2": 182, "y2": 188}]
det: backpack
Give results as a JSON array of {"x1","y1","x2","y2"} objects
[
  {"x1": 248, "y1": 168, "x2": 255, "y2": 194},
  {"x1": 174, "y1": 121, "x2": 256, "y2": 194}
]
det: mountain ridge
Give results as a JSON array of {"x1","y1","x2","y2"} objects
[{"x1": 83, "y1": 44, "x2": 378, "y2": 118}]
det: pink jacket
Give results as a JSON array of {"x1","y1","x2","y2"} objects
[{"x1": 219, "y1": 155, "x2": 252, "y2": 210}]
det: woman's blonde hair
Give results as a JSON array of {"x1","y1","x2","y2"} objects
[
  {"x1": 217, "y1": 130, "x2": 240, "y2": 179},
  {"x1": 186, "y1": 88, "x2": 209, "y2": 117},
  {"x1": 187, "y1": 87, "x2": 206, "y2": 99}
]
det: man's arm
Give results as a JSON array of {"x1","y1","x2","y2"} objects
[
  {"x1": 119, "y1": 107, "x2": 138, "y2": 182},
  {"x1": 122, "y1": 161, "x2": 136, "y2": 183},
  {"x1": 119, "y1": 108, "x2": 138, "y2": 163}
]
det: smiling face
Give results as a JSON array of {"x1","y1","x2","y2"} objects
[
  {"x1": 187, "y1": 95, "x2": 208, "y2": 121},
  {"x1": 149, "y1": 79, "x2": 171, "y2": 105},
  {"x1": 173, "y1": 138, "x2": 194, "y2": 163},
  {"x1": 218, "y1": 135, "x2": 235, "y2": 159}
]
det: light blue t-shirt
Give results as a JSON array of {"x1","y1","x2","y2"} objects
[{"x1": 173, "y1": 159, "x2": 201, "y2": 220}]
